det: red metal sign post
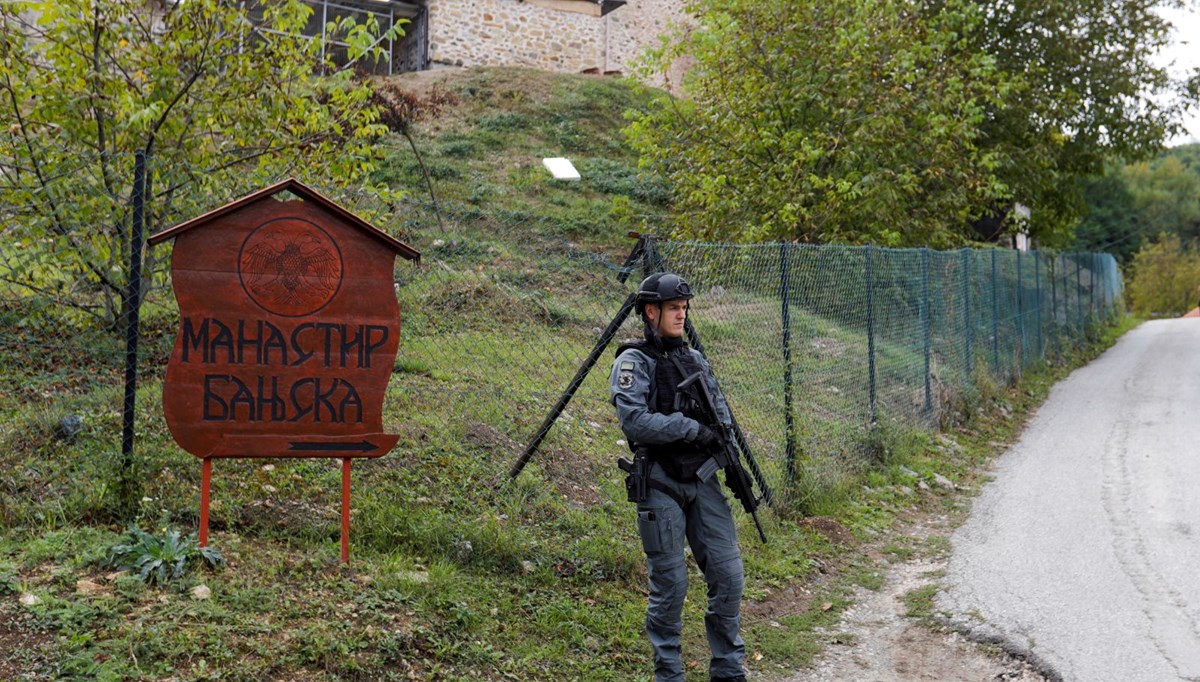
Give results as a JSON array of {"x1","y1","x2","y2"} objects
[{"x1": 149, "y1": 179, "x2": 419, "y2": 563}]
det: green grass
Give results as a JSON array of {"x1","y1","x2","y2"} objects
[
  {"x1": 0, "y1": 66, "x2": 1138, "y2": 681},
  {"x1": 0, "y1": 292, "x2": 1109, "y2": 682},
  {"x1": 901, "y1": 583, "x2": 941, "y2": 623}
]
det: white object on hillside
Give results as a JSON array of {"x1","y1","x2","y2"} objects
[{"x1": 542, "y1": 157, "x2": 581, "y2": 181}]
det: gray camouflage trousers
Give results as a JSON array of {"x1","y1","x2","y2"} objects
[{"x1": 636, "y1": 462, "x2": 745, "y2": 682}]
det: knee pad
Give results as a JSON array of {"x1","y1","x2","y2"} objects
[
  {"x1": 706, "y1": 556, "x2": 744, "y2": 616},
  {"x1": 647, "y1": 557, "x2": 688, "y2": 618}
]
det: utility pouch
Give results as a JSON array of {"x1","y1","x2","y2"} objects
[{"x1": 617, "y1": 449, "x2": 649, "y2": 503}]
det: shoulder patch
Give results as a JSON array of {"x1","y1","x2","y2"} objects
[
  {"x1": 617, "y1": 368, "x2": 636, "y2": 389},
  {"x1": 619, "y1": 361, "x2": 635, "y2": 371}
]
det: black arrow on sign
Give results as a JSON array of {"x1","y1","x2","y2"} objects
[{"x1": 288, "y1": 440, "x2": 378, "y2": 453}]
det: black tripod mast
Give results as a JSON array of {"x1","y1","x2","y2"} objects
[{"x1": 508, "y1": 236, "x2": 646, "y2": 478}]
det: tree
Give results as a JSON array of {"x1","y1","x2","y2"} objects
[
  {"x1": 1123, "y1": 153, "x2": 1200, "y2": 243},
  {"x1": 942, "y1": 0, "x2": 1196, "y2": 244},
  {"x1": 1073, "y1": 172, "x2": 1144, "y2": 263},
  {"x1": 0, "y1": 0, "x2": 403, "y2": 327},
  {"x1": 1126, "y1": 233, "x2": 1200, "y2": 317},
  {"x1": 626, "y1": 0, "x2": 1012, "y2": 247},
  {"x1": 1168, "y1": 142, "x2": 1200, "y2": 172},
  {"x1": 1075, "y1": 143, "x2": 1200, "y2": 262},
  {"x1": 629, "y1": 0, "x2": 1197, "y2": 248}
]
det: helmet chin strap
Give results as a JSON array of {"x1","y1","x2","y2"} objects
[{"x1": 642, "y1": 303, "x2": 664, "y2": 352}]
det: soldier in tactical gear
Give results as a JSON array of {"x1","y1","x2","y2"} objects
[{"x1": 609, "y1": 272, "x2": 747, "y2": 682}]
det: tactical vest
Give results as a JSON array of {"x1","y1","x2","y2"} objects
[{"x1": 616, "y1": 339, "x2": 711, "y2": 482}]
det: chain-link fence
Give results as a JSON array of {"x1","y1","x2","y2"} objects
[
  {"x1": 401, "y1": 229, "x2": 1123, "y2": 510},
  {"x1": 1, "y1": 178, "x2": 1124, "y2": 518}
]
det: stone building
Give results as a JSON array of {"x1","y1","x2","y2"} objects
[
  {"x1": 15, "y1": 2, "x2": 684, "y2": 80},
  {"x1": 308, "y1": 0, "x2": 688, "y2": 80}
]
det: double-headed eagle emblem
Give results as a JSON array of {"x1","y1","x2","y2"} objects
[{"x1": 241, "y1": 229, "x2": 340, "y2": 315}]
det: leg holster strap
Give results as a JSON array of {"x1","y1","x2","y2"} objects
[{"x1": 646, "y1": 479, "x2": 687, "y2": 509}]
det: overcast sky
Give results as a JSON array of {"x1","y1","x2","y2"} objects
[{"x1": 1157, "y1": 3, "x2": 1200, "y2": 146}]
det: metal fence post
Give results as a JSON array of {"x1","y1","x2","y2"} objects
[
  {"x1": 1034, "y1": 251, "x2": 1043, "y2": 358},
  {"x1": 991, "y1": 249, "x2": 1000, "y2": 377},
  {"x1": 1016, "y1": 250, "x2": 1025, "y2": 367},
  {"x1": 321, "y1": 0, "x2": 329, "y2": 63},
  {"x1": 865, "y1": 245, "x2": 877, "y2": 425},
  {"x1": 120, "y1": 150, "x2": 149, "y2": 517},
  {"x1": 1080, "y1": 253, "x2": 1089, "y2": 333},
  {"x1": 921, "y1": 247, "x2": 932, "y2": 418},
  {"x1": 962, "y1": 248, "x2": 973, "y2": 384},
  {"x1": 780, "y1": 242, "x2": 797, "y2": 482},
  {"x1": 1105, "y1": 254, "x2": 1114, "y2": 316},
  {"x1": 1051, "y1": 253, "x2": 1059, "y2": 340}
]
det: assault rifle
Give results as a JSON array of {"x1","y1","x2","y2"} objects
[{"x1": 677, "y1": 371, "x2": 770, "y2": 543}]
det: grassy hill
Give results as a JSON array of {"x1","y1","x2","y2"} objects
[
  {"x1": 0, "y1": 66, "x2": 1131, "y2": 681},
  {"x1": 368, "y1": 66, "x2": 671, "y2": 252}
]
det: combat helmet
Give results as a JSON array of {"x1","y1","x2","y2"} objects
[{"x1": 635, "y1": 272, "x2": 693, "y2": 312}]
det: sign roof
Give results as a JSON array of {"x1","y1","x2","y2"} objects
[{"x1": 148, "y1": 177, "x2": 420, "y2": 263}]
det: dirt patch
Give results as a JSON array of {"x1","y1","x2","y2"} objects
[
  {"x1": 375, "y1": 68, "x2": 460, "y2": 101},
  {"x1": 465, "y1": 421, "x2": 520, "y2": 453},
  {"x1": 467, "y1": 423, "x2": 606, "y2": 507},
  {"x1": 808, "y1": 336, "x2": 851, "y2": 360},
  {"x1": 0, "y1": 612, "x2": 52, "y2": 680},
  {"x1": 742, "y1": 518, "x2": 853, "y2": 625},
  {"x1": 800, "y1": 516, "x2": 857, "y2": 547},
  {"x1": 538, "y1": 446, "x2": 605, "y2": 508},
  {"x1": 773, "y1": 512, "x2": 1050, "y2": 682},
  {"x1": 745, "y1": 581, "x2": 823, "y2": 625},
  {"x1": 236, "y1": 498, "x2": 338, "y2": 536}
]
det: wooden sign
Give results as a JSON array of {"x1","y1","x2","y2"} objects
[{"x1": 148, "y1": 179, "x2": 420, "y2": 459}]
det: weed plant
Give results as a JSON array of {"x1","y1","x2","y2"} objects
[{"x1": 103, "y1": 526, "x2": 225, "y2": 586}]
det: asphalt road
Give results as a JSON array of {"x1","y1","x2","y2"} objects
[{"x1": 938, "y1": 319, "x2": 1200, "y2": 682}]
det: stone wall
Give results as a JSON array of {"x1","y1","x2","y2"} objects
[{"x1": 426, "y1": 0, "x2": 687, "y2": 81}]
